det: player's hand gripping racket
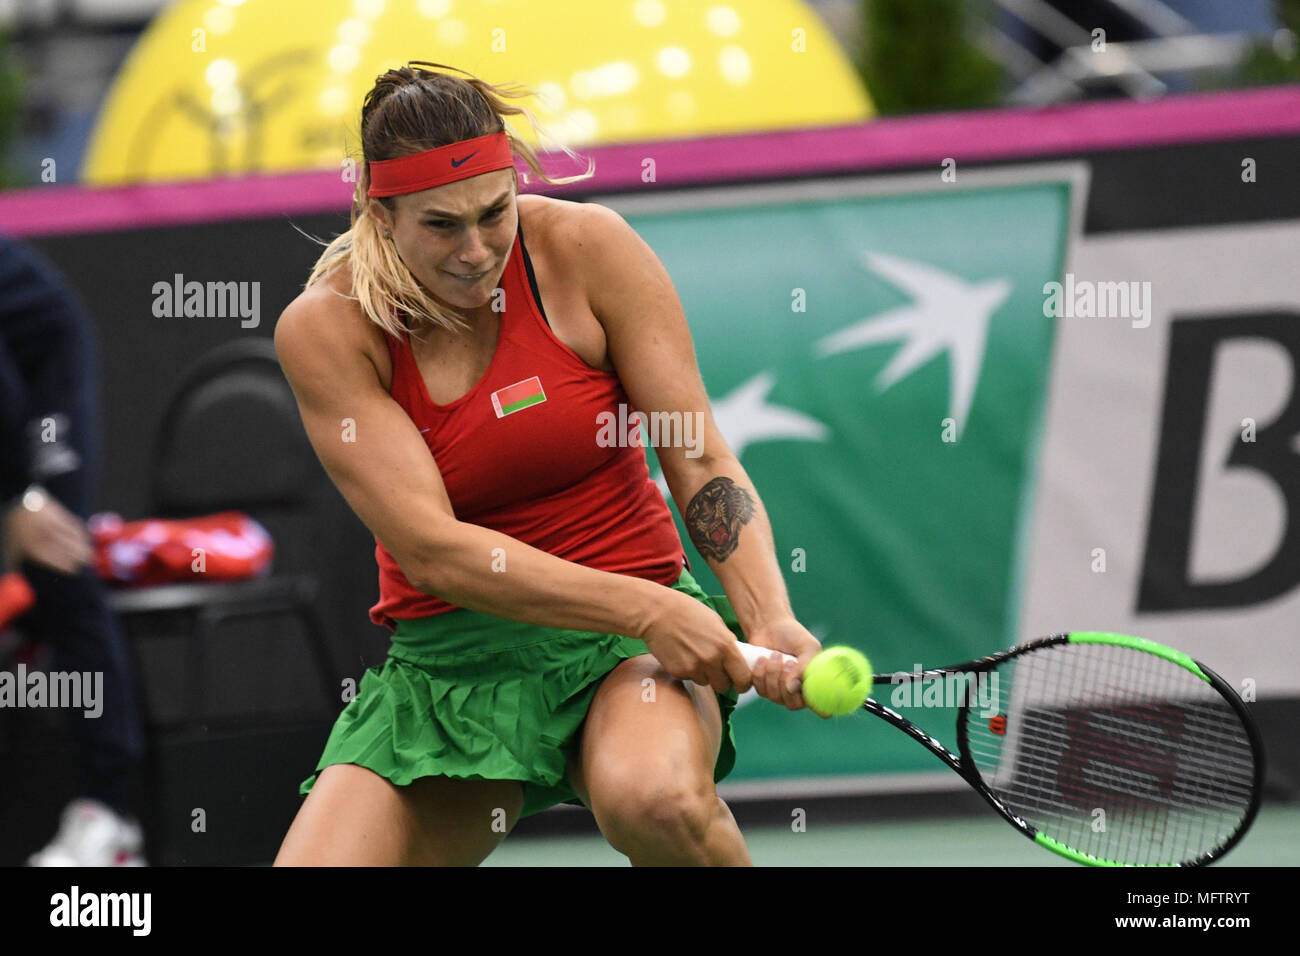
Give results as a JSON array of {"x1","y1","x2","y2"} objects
[{"x1": 738, "y1": 632, "x2": 1264, "y2": 867}]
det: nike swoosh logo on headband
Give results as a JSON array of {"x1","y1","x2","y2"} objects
[{"x1": 451, "y1": 152, "x2": 478, "y2": 168}]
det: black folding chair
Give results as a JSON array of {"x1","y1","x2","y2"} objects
[{"x1": 106, "y1": 338, "x2": 336, "y2": 731}]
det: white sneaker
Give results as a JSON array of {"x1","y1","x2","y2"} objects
[{"x1": 27, "y1": 798, "x2": 147, "y2": 866}]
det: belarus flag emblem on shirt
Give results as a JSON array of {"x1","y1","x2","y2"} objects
[{"x1": 490, "y1": 376, "x2": 547, "y2": 418}]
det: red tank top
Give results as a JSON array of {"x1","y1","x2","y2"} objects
[{"x1": 369, "y1": 224, "x2": 689, "y2": 630}]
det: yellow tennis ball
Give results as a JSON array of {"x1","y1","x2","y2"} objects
[{"x1": 801, "y1": 646, "x2": 873, "y2": 717}]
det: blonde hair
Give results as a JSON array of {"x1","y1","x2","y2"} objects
[{"x1": 304, "y1": 61, "x2": 594, "y2": 338}]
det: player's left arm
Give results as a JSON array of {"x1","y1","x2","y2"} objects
[{"x1": 574, "y1": 203, "x2": 820, "y2": 706}]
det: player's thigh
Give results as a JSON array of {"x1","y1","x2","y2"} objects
[
  {"x1": 274, "y1": 763, "x2": 525, "y2": 866},
  {"x1": 567, "y1": 654, "x2": 723, "y2": 819}
]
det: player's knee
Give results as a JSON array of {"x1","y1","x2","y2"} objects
[{"x1": 593, "y1": 773, "x2": 721, "y2": 857}]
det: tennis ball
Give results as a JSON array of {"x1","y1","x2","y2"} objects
[{"x1": 801, "y1": 646, "x2": 873, "y2": 717}]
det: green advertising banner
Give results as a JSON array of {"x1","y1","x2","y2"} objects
[{"x1": 613, "y1": 172, "x2": 1078, "y2": 782}]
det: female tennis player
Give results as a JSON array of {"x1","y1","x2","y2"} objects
[{"x1": 272, "y1": 62, "x2": 823, "y2": 866}]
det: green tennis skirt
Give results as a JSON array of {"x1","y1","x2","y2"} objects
[{"x1": 299, "y1": 567, "x2": 745, "y2": 819}]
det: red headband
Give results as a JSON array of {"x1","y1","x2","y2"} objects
[{"x1": 367, "y1": 132, "x2": 515, "y2": 197}]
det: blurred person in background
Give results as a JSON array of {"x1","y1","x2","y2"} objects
[{"x1": 0, "y1": 234, "x2": 147, "y2": 866}]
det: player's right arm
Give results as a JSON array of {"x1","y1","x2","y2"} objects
[{"x1": 273, "y1": 295, "x2": 750, "y2": 694}]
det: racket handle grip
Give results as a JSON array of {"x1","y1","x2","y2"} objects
[{"x1": 737, "y1": 641, "x2": 799, "y2": 670}]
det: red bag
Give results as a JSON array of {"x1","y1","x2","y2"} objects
[
  {"x1": 0, "y1": 571, "x2": 36, "y2": 629},
  {"x1": 90, "y1": 511, "x2": 274, "y2": 586}
]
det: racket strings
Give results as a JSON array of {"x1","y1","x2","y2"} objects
[{"x1": 964, "y1": 642, "x2": 1255, "y2": 865}]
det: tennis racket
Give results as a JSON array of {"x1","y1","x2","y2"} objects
[{"x1": 738, "y1": 631, "x2": 1264, "y2": 867}]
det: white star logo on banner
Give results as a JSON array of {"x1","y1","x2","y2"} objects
[{"x1": 815, "y1": 251, "x2": 1012, "y2": 438}]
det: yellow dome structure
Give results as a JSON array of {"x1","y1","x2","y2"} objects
[{"x1": 81, "y1": 0, "x2": 873, "y2": 185}]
